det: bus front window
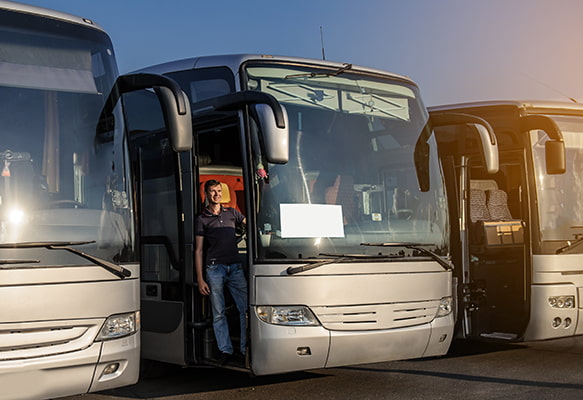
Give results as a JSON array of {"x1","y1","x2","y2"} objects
[
  {"x1": 0, "y1": 14, "x2": 134, "y2": 263},
  {"x1": 247, "y1": 64, "x2": 448, "y2": 260}
]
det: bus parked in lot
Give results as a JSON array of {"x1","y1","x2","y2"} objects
[
  {"x1": 430, "y1": 100, "x2": 581, "y2": 342},
  {"x1": 120, "y1": 54, "x2": 501, "y2": 375},
  {"x1": 0, "y1": 2, "x2": 191, "y2": 399}
]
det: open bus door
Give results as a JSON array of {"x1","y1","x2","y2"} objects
[
  {"x1": 126, "y1": 87, "x2": 287, "y2": 369},
  {"x1": 429, "y1": 113, "x2": 499, "y2": 338},
  {"x1": 431, "y1": 109, "x2": 567, "y2": 341}
]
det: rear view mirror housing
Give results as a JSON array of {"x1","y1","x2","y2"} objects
[
  {"x1": 524, "y1": 115, "x2": 566, "y2": 175},
  {"x1": 255, "y1": 103, "x2": 289, "y2": 164},
  {"x1": 545, "y1": 140, "x2": 566, "y2": 175}
]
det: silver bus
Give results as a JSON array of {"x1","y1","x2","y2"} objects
[
  {"x1": 430, "y1": 100, "x2": 581, "y2": 342},
  {"x1": 123, "y1": 54, "x2": 462, "y2": 375},
  {"x1": 0, "y1": 2, "x2": 191, "y2": 399}
]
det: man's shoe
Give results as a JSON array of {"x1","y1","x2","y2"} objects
[
  {"x1": 217, "y1": 352, "x2": 232, "y2": 366},
  {"x1": 233, "y1": 351, "x2": 246, "y2": 363}
]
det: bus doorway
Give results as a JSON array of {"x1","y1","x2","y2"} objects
[
  {"x1": 464, "y1": 156, "x2": 529, "y2": 340},
  {"x1": 194, "y1": 115, "x2": 249, "y2": 368}
]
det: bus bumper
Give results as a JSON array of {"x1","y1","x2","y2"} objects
[
  {"x1": 250, "y1": 313, "x2": 454, "y2": 376},
  {"x1": 0, "y1": 333, "x2": 139, "y2": 400}
]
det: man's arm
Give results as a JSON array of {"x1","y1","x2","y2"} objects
[{"x1": 195, "y1": 235, "x2": 210, "y2": 295}]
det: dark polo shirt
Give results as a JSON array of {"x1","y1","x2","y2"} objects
[{"x1": 195, "y1": 206, "x2": 245, "y2": 265}]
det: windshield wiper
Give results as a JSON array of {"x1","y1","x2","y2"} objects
[
  {"x1": 284, "y1": 63, "x2": 352, "y2": 79},
  {"x1": 0, "y1": 241, "x2": 131, "y2": 279},
  {"x1": 556, "y1": 236, "x2": 583, "y2": 254},
  {"x1": 286, "y1": 252, "x2": 403, "y2": 275},
  {"x1": 360, "y1": 242, "x2": 453, "y2": 271}
]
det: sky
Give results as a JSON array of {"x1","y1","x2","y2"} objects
[{"x1": 16, "y1": 0, "x2": 583, "y2": 106}]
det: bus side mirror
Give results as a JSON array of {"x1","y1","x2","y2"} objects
[
  {"x1": 524, "y1": 115, "x2": 566, "y2": 175},
  {"x1": 157, "y1": 87, "x2": 193, "y2": 152},
  {"x1": 545, "y1": 140, "x2": 566, "y2": 174},
  {"x1": 414, "y1": 140, "x2": 430, "y2": 192},
  {"x1": 255, "y1": 103, "x2": 289, "y2": 164}
]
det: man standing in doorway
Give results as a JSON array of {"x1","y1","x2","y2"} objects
[{"x1": 195, "y1": 179, "x2": 247, "y2": 365}]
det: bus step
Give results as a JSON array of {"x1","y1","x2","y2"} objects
[{"x1": 480, "y1": 332, "x2": 518, "y2": 340}]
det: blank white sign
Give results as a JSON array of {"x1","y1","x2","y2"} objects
[{"x1": 280, "y1": 203, "x2": 345, "y2": 238}]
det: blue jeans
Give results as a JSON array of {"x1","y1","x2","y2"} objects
[{"x1": 206, "y1": 263, "x2": 248, "y2": 355}]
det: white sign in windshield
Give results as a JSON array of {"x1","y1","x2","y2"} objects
[{"x1": 280, "y1": 203, "x2": 345, "y2": 238}]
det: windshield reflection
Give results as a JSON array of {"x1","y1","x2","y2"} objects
[
  {"x1": 247, "y1": 64, "x2": 448, "y2": 260},
  {"x1": 0, "y1": 18, "x2": 135, "y2": 265},
  {"x1": 532, "y1": 115, "x2": 583, "y2": 248}
]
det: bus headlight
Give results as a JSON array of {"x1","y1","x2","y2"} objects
[
  {"x1": 436, "y1": 296, "x2": 453, "y2": 317},
  {"x1": 96, "y1": 311, "x2": 140, "y2": 341},
  {"x1": 256, "y1": 306, "x2": 320, "y2": 326},
  {"x1": 548, "y1": 295, "x2": 575, "y2": 309}
]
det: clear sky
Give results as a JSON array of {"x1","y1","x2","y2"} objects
[{"x1": 17, "y1": 0, "x2": 583, "y2": 106}]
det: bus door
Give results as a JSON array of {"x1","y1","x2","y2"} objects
[
  {"x1": 465, "y1": 152, "x2": 528, "y2": 340},
  {"x1": 130, "y1": 131, "x2": 193, "y2": 366}
]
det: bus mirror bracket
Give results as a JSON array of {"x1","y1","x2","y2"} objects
[
  {"x1": 431, "y1": 112, "x2": 499, "y2": 174},
  {"x1": 469, "y1": 123, "x2": 499, "y2": 174},
  {"x1": 96, "y1": 73, "x2": 193, "y2": 152},
  {"x1": 524, "y1": 115, "x2": 566, "y2": 175}
]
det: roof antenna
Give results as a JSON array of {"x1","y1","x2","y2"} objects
[
  {"x1": 521, "y1": 72, "x2": 578, "y2": 103},
  {"x1": 320, "y1": 26, "x2": 326, "y2": 60}
]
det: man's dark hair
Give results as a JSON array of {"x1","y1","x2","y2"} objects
[{"x1": 204, "y1": 179, "x2": 221, "y2": 193}]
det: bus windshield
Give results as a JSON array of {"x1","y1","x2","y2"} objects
[
  {"x1": 531, "y1": 115, "x2": 583, "y2": 248},
  {"x1": 245, "y1": 63, "x2": 448, "y2": 260},
  {"x1": 0, "y1": 10, "x2": 134, "y2": 264}
]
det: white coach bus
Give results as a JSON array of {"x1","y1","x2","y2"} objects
[
  {"x1": 430, "y1": 100, "x2": 582, "y2": 342},
  {"x1": 0, "y1": 2, "x2": 191, "y2": 399},
  {"x1": 121, "y1": 54, "x2": 498, "y2": 376}
]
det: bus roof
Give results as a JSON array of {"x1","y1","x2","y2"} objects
[
  {"x1": 0, "y1": 0, "x2": 106, "y2": 33},
  {"x1": 429, "y1": 100, "x2": 583, "y2": 116},
  {"x1": 134, "y1": 53, "x2": 417, "y2": 86}
]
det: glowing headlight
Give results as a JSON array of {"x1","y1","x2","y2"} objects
[
  {"x1": 548, "y1": 295, "x2": 575, "y2": 309},
  {"x1": 256, "y1": 306, "x2": 320, "y2": 326},
  {"x1": 436, "y1": 296, "x2": 453, "y2": 317},
  {"x1": 96, "y1": 311, "x2": 139, "y2": 341}
]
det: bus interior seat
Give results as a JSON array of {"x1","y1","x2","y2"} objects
[
  {"x1": 470, "y1": 180, "x2": 524, "y2": 249},
  {"x1": 487, "y1": 189, "x2": 513, "y2": 220},
  {"x1": 219, "y1": 182, "x2": 232, "y2": 205},
  {"x1": 470, "y1": 179, "x2": 498, "y2": 192},
  {"x1": 469, "y1": 179, "x2": 498, "y2": 223},
  {"x1": 469, "y1": 189, "x2": 490, "y2": 223},
  {"x1": 469, "y1": 180, "x2": 495, "y2": 246}
]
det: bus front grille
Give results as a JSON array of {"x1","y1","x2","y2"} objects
[
  {"x1": 311, "y1": 300, "x2": 439, "y2": 331},
  {"x1": 0, "y1": 319, "x2": 103, "y2": 361}
]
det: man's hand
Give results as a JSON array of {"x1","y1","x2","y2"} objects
[{"x1": 198, "y1": 279, "x2": 210, "y2": 295}]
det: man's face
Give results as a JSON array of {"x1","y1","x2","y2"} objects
[{"x1": 206, "y1": 184, "x2": 222, "y2": 205}]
